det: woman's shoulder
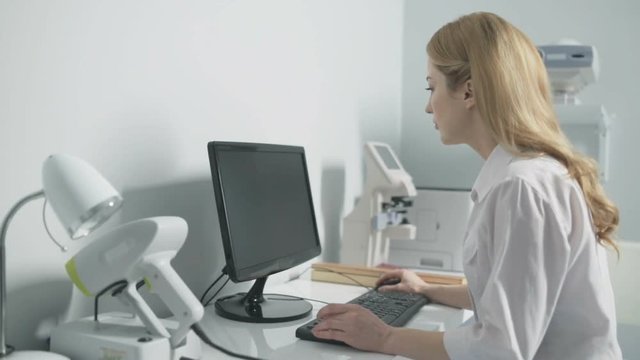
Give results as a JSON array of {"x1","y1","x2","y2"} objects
[
  {"x1": 498, "y1": 154, "x2": 577, "y2": 201},
  {"x1": 507, "y1": 154, "x2": 567, "y2": 179}
]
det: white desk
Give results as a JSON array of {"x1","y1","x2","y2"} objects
[{"x1": 197, "y1": 276, "x2": 473, "y2": 359}]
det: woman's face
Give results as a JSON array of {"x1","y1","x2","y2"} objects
[{"x1": 425, "y1": 60, "x2": 474, "y2": 145}]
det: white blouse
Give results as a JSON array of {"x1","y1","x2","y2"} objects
[{"x1": 443, "y1": 145, "x2": 621, "y2": 360}]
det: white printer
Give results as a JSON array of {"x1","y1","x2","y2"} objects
[{"x1": 389, "y1": 188, "x2": 472, "y2": 272}]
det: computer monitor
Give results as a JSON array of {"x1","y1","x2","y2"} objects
[{"x1": 207, "y1": 141, "x2": 322, "y2": 323}]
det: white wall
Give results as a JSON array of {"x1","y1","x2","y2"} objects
[
  {"x1": 400, "y1": 0, "x2": 640, "y2": 241},
  {"x1": 0, "y1": 0, "x2": 404, "y2": 350}
]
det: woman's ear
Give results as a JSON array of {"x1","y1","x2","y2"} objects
[{"x1": 463, "y1": 80, "x2": 475, "y2": 109}]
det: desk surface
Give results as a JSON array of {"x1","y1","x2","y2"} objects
[{"x1": 197, "y1": 275, "x2": 473, "y2": 359}]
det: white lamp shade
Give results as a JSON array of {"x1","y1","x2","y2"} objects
[{"x1": 42, "y1": 154, "x2": 123, "y2": 239}]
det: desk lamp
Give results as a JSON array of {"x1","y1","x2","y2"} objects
[{"x1": 0, "y1": 154, "x2": 123, "y2": 359}]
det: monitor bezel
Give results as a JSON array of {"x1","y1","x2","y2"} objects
[{"x1": 208, "y1": 141, "x2": 322, "y2": 283}]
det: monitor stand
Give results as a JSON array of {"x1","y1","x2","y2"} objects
[{"x1": 214, "y1": 276, "x2": 312, "y2": 323}]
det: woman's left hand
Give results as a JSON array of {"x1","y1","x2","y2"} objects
[{"x1": 312, "y1": 303, "x2": 394, "y2": 353}]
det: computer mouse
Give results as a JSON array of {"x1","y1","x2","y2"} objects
[{"x1": 375, "y1": 278, "x2": 401, "y2": 291}]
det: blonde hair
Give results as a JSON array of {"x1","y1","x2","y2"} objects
[{"x1": 427, "y1": 12, "x2": 619, "y2": 251}]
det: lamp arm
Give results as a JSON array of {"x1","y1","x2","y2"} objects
[{"x1": 1, "y1": 190, "x2": 45, "y2": 356}]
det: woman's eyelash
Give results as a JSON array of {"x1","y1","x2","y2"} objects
[{"x1": 425, "y1": 87, "x2": 433, "y2": 92}]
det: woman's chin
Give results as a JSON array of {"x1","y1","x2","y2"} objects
[{"x1": 439, "y1": 136, "x2": 460, "y2": 146}]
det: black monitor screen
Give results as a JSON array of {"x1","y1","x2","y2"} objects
[{"x1": 208, "y1": 142, "x2": 321, "y2": 283}]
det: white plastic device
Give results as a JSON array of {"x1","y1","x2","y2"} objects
[
  {"x1": 50, "y1": 313, "x2": 202, "y2": 360},
  {"x1": 537, "y1": 43, "x2": 599, "y2": 104},
  {"x1": 50, "y1": 216, "x2": 204, "y2": 360},
  {"x1": 341, "y1": 142, "x2": 417, "y2": 267},
  {"x1": 389, "y1": 188, "x2": 472, "y2": 272},
  {"x1": 538, "y1": 42, "x2": 611, "y2": 181}
]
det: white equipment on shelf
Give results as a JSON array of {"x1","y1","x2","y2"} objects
[
  {"x1": 539, "y1": 42, "x2": 611, "y2": 181},
  {"x1": 538, "y1": 43, "x2": 599, "y2": 104},
  {"x1": 341, "y1": 142, "x2": 417, "y2": 267},
  {"x1": 389, "y1": 188, "x2": 472, "y2": 272}
]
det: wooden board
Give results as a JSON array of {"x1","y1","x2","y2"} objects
[{"x1": 310, "y1": 262, "x2": 465, "y2": 287}]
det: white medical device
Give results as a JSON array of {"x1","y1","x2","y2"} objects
[
  {"x1": 50, "y1": 216, "x2": 204, "y2": 360},
  {"x1": 538, "y1": 42, "x2": 610, "y2": 181},
  {"x1": 537, "y1": 43, "x2": 599, "y2": 104},
  {"x1": 341, "y1": 142, "x2": 417, "y2": 267},
  {"x1": 389, "y1": 188, "x2": 472, "y2": 272}
]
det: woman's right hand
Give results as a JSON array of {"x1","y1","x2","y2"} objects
[
  {"x1": 375, "y1": 269, "x2": 430, "y2": 294},
  {"x1": 378, "y1": 269, "x2": 472, "y2": 309}
]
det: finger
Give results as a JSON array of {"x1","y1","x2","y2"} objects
[
  {"x1": 317, "y1": 304, "x2": 364, "y2": 320},
  {"x1": 377, "y1": 283, "x2": 401, "y2": 292},
  {"x1": 316, "y1": 304, "x2": 354, "y2": 319},
  {"x1": 312, "y1": 327, "x2": 347, "y2": 342},
  {"x1": 376, "y1": 270, "x2": 405, "y2": 285},
  {"x1": 313, "y1": 318, "x2": 349, "y2": 332}
]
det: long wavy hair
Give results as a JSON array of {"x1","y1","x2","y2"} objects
[{"x1": 427, "y1": 12, "x2": 619, "y2": 251}]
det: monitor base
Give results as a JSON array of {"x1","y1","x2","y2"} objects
[{"x1": 215, "y1": 293, "x2": 312, "y2": 323}]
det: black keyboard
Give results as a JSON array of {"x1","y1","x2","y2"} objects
[{"x1": 295, "y1": 289, "x2": 430, "y2": 345}]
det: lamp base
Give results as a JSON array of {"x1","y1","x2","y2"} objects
[{"x1": 3, "y1": 351, "x2": 69, "y2": 359}]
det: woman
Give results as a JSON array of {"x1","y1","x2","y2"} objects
[{"x1": 312, "y1": 12, "x2": 622, "y2": 360}]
